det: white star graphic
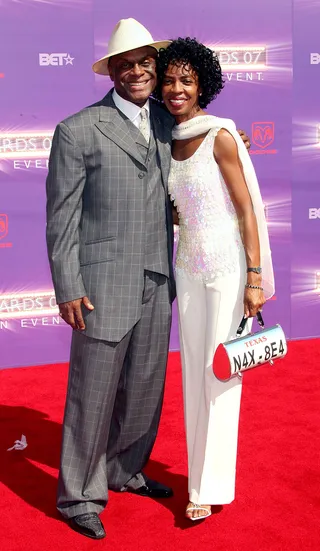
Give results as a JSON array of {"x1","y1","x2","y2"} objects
[{"x1": 65, "y1": 54, "x2": 74, "y2": 65}]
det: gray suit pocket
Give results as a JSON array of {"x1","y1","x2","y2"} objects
[
  {"x1": 80, "y1": 238, "x2": 116, "y2": 266},
  {"x1": 85, "y1": 236, "x2": 116, "y2": 245}
]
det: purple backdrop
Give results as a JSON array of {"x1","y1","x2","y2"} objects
[{"x1": 0, "y1": 0, "x2": 318, "y2": 368}]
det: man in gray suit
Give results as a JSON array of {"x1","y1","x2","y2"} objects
[
  {"x1": 46, "y1": 18, "x2": 175, "y2": 540},
  {"x1": 46, "y1": 18, "x2": 250, "y2": 540}
]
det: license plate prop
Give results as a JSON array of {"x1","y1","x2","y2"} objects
[{"x1": 213, "y1": 315, "x2": 287, "y2": 381}]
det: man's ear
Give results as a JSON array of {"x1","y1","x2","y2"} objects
[{"x1": 108, "y1": 59, "x2": 114, "y2": 82}]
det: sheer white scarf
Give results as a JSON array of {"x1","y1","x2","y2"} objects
[{"x1": 172, "y1": 114, "x2": 275, "y2": 300}]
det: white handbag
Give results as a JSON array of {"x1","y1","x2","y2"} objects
[{"x1": 213, "y1": 313, "x2": 288, "y2": 381}]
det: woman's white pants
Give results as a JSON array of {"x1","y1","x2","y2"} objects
[{"x1": 176, "y1": 267, "x2": 252, "y2": 505}]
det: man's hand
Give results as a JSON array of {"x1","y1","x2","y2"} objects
[
  {"x1": 237, "y1": 129, "x2": 251, "y2": 150},
  {"x1": 172, "y1": 205, "x2": 179, "y2": 225},
  {"x1": 59, "y1": 296, "x2": 94, "y2": 330}
]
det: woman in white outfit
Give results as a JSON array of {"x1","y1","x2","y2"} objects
[{"x1": 156, "y1": 38, "x2": 274, "y2": 520}]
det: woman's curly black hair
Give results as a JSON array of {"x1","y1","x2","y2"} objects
[{"x1": 154, "y1": 37, "x2": 224, "y2": 109}]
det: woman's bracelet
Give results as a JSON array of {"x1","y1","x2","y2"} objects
[{"x1": 245, "y1": 283, "x2": 264, "y2": 291}]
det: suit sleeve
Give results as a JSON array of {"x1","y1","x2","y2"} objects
[{"x1": 46, "y1": 122, "x2": 87, "y2": 304}]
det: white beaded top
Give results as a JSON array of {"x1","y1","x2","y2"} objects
[{"x1": 169, "y1": 126, "x2": 243, "y2": 281}]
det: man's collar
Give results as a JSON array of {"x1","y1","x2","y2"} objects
[{"x1": 112, "y1": 89, "x2": 150, "y2": 123}]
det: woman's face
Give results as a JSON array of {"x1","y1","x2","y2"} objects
[{"x1": 161, "y1": 62, "x2": 201, "y2": 120}]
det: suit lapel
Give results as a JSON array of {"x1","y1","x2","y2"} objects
[
  {"x1": 151, "y1": 107, "x2": 172, "y2": 190},
  {"x1": 95, "y1": 92, "x2": 147, "y2": 167}
]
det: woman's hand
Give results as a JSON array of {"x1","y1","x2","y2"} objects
[{"x1": 244, "y1": 287, "x2": 266, "y2": 318}]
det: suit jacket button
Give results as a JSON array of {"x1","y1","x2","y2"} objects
[{"x1": 138, "y1": 172, "x2": 144, "y2": 178}]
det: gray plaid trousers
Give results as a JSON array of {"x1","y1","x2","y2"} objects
[{"x1": 57, "y1": 272, "x2": 172, "y2": 518}]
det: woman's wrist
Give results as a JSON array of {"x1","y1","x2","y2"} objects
[
  {"x1": 245, "y1": 283, "x2": 264, "y2": 291},
  {"x1": 246, "y1": 271, "x2": 262, "y2": 285},
  {"x1": 247, "y1": 266, "x2": 262, "y2": 274}
]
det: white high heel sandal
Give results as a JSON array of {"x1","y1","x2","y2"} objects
[{"x1": 185, "y1": 503, "x2": 212, "y2": 522}]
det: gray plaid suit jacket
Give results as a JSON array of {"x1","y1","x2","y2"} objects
[{"x1": 46, "y1": 90, "x2": 175, "y2": 342}]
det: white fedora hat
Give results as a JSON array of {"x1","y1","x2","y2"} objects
[{"x1": 92, "y1": 18, "x2": 171, "y2": 76}]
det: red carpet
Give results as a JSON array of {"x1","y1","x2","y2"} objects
[{"x1": 0, "y1": 341, "x2": 319, "y2": 551}]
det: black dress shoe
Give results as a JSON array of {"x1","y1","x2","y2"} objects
[
  {"x1": 69, "y1": 512, "x2": 106, "y2": 539},
  {"x1": 127, "y1": 478, "x2": 173, "y2": 498}
]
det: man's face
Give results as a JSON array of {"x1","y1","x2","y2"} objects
[{"x1": 109, "y1": 46, "x2": 157, "y2": 106}]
